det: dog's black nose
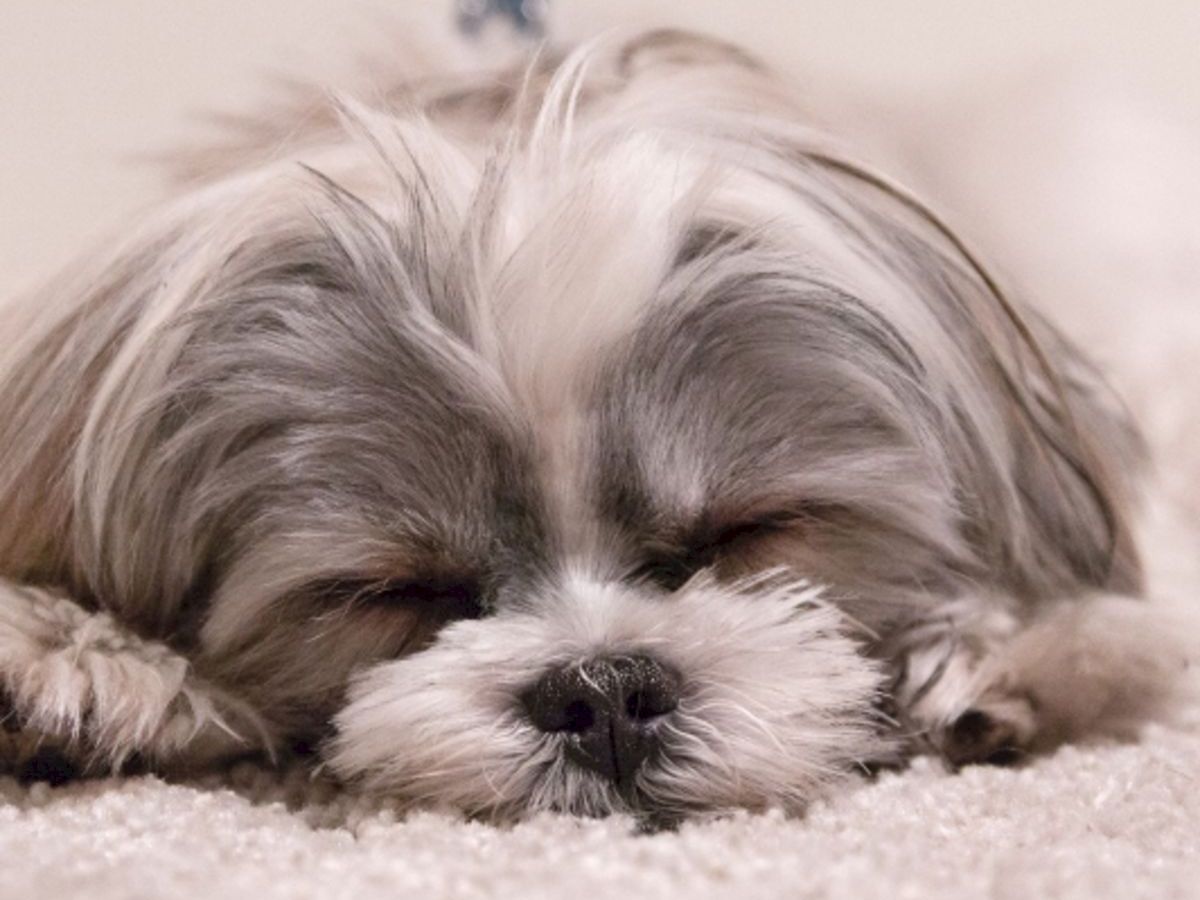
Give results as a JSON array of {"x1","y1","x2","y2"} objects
[{"x1": 521, "y1": 655, "x2": 680, "y2": 786}]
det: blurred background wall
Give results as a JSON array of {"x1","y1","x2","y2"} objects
[{"x1": 2, "y1": 0, "x2": 1198, "y2": 297}]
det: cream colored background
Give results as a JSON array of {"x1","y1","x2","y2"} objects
[{"x1": 2, "y1": 1, "x2": 1199, "y2": 297}]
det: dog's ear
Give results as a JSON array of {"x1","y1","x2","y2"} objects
[
  {"x1": 0, "y1": 230, "x2": 178, "y2": 591},
  {"x1": 0, "y1": 186, "x2": 321, "y2": 628},
  {"x1": 990, "y1": 307, "x2": 1145, "y2": 597},
  {"x1": 934, "y1": 214, "x2": 1145, "y2": 599},
  {"x1": 805, "y1": 152, "x2": 1145, "y2": 600}
]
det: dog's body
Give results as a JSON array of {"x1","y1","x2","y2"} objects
[{"x1": 0, "y1": 32, "x2": 1188, "y2": 819}]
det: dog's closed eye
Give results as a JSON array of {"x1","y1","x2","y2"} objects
[
  {"x1": 318, "y1": 576, "x2": 487, "y2": 621},
  {"x1": 629, "y1": 510, "x2": 813, "y2": 592}
]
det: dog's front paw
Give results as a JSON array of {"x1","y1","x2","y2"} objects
[
  {"x1": 1, "y1": 688, "x2": 81, "y2": 784},
  {"x1": 892, "y1": 618, "x2": 1040, "y2": 768},
  {"x1": 2, "y1": 580, "x2": 270, "y2": 778},
  {"x1": 894, "y1": 593, "x2": 1185, "y2": 769},
  {"x1": 937, "y1": 694, "x2": 1037, "y2": 768}
]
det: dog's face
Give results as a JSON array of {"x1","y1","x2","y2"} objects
[{"x1": 2, "y1": 33, "x2": 1139, "y2": 819}]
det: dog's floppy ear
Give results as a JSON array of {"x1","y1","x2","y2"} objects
[
  {"x1": 0, "y1": 229, "x2": 179, "y2": 591},
  {"x1": 808, "y1": 151, "x2": 1145, "y2": 600},
  {"x1": 985, "y1": 302, "x2": 1145, "y2": 597}
]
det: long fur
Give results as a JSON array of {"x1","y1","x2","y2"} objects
[{"x1": 0, "y1": 30, "x2": 1189, "y2": 818}]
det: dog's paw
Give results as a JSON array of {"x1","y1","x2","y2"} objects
[
  {"x1": 893, "y1": 594, "x2": 1188, "y2": 769},
  {"x1": 2, "y1": 580, "x2": 271, "y2": 776},
  {"x1": 891, "y1": 614, "x2": 1041, "y2": 768},
  {"x1": 937, "y1": 694, "x2": 1037, "y2": 768},
  {"x1": 1, "y1": 687, "x2": 81, "y2": 784}
]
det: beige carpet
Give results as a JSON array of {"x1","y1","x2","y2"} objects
[{"x1": 2, "y1": 716, "x2": 1198, "y2": 900}]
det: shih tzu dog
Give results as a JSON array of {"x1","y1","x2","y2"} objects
[{"x1": 0, "y1": 30, "x2": 1189, "y2": 821}]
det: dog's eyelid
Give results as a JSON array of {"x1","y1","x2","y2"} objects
[
  {"x1": 627, "y1": 556, "x2": 697, "y2": 593},
  {"x1": 315, "y1": 575, "x2": 488, "y2": 620},
  {"x1": 702, "y1": 502, "x2": 825, "y2": 546},
  {"x1": 627, "y1": 508, "x2": 813, "y2": 592},
  {"x1": 712, "y1": 512, "x2": 799, "y2": 542}
]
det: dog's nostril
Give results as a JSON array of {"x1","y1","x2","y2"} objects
[
  {"x1": 625, "y1": 688, "x2": 677, "y2": 721},
  {"x1": 561, "y1": 699, "x2": 595, "y2": 733}
]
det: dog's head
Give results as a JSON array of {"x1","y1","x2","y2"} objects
[{"x1": 0, "y1": 32, "x2": 1142, "y2": 819}]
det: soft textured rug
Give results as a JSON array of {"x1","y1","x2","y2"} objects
[{"x1": 2, "y1": 716, "x2": 1198, "y2": 900}]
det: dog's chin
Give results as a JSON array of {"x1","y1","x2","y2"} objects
[{"x1": 328, "y1": 574, "x2": 888, "y2": 820}]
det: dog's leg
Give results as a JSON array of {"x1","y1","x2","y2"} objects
[
  {"x1": 893, "y1": 594, "x2": 1189, "y2": 767},
  {"x1": 1, "y1": 578, "x2": 269, "y2": 781}
]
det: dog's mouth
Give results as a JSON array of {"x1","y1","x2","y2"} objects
[{"x1": 527, "y1": 759, "x2": 684, "y2": 828}]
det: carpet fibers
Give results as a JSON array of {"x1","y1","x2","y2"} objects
[{"x1": 2, "y1": 715, "x2": 1197, "y2": 900}]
